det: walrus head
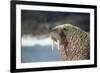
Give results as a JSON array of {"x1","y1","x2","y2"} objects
[{"x1": 50, "y1": 24, "x2": 71, "y2": 50}]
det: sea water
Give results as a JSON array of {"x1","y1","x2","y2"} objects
[{"x1": 21, "y1": 35, "x2": 62, "y2": 63}]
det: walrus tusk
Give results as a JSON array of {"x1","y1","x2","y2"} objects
[
  {"x1": 57, "y1": 40, "x2": 60, "y2": 51},
  {"x1": 51, "y1": 39, "x2": 54, "y2": 51},
  {"x1": 51, "y1": 39, "x2": 60, "y2": 51}
]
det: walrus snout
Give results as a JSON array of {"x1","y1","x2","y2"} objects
[
  {"x1": 50, "y1": 27, "x2": 66, "y2": 42},
  {"x1": 50, "y1": 28, "x2": 61, "y2": 42}
]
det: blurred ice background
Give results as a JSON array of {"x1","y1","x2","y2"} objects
[
  {"x1": 21, "y1": 10, "x2": 90, "y2": 63},
  {"x1": 21, "y1": 35, "x2": 62, "y2": 63}
]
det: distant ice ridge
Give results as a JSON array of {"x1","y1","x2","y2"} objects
[
  {"x1": 22, "y1": 35, "x2": 60, "y2": 52},
  {"x1": 22, "y1": 35, "x2": 52, "y2": 46}
]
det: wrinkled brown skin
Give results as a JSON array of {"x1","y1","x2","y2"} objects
[{"x1": 50, "y1": 24, "x2": 90, "y2": 61}]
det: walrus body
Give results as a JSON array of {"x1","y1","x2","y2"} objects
[{"x1": 50, "y1": 24, "x2": 90, "y2": 61}]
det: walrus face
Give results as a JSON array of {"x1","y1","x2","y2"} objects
[
  {"x1": 50, "y1": 28, "x2": 61, "y2": 43},
  {"x1": 50, "y1": 24, "x2": 69, "y2": 50},
  {"x1": 50, "y1": 24, "x2": 67, "y2": 43}
]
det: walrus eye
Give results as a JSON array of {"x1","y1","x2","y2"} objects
[{"x1": 63, "y1": 28, "x2": 67, "y2": 31}]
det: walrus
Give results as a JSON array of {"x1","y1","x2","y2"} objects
[{"x1": 50, "y1": 24, "x2": 90, "y2": 61}]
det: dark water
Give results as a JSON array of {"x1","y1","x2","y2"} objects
[{"x1": 21, "y1": 45, "x2": 62, "y2": 63}]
